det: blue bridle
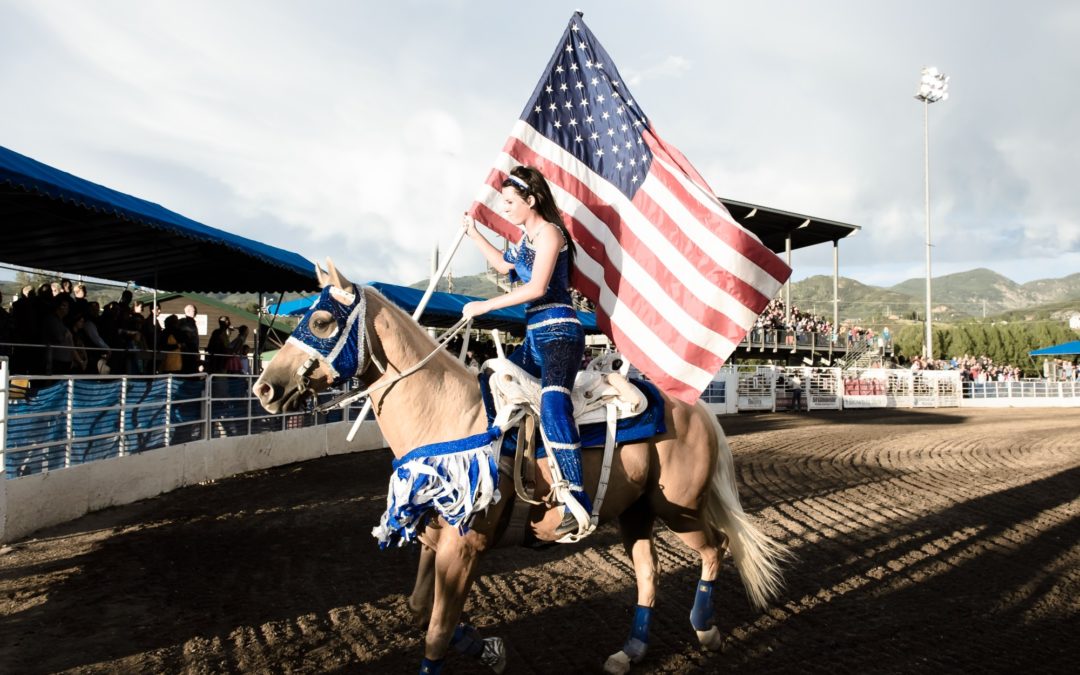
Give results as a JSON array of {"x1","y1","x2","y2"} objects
[{"x1": 286, "y1": 284, "x2": 368, "y2": 388}]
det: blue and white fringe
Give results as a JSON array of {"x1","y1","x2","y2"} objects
[{"x1": 372, "y1": 427, "x2": 504, "y2": 549}]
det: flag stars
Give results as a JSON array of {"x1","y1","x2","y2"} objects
[
  {"x1": 620, "y1": 124, "x2": 629, "y2": 133},
  {"x1": 568, "y1": 118, "x2": 578, "y2": 127},
  {"x1": 553, "y1": 119, "x2": 562, "y2": 128},
  {"x1": 570, "y1": 63, "x2": 579, "y2": 72},
  {"x1": 607, "y1": 128, "x2": 616, "y2": 137},
  {"x1": 596, "y1": 94, "x2": 605, "y2": 104},
  {"x1": 555, "y1": 65, "x2": 564, "y2": 74},
  {"x1": 571, "y1": 22, "x2": 579, "y2": 32},
  {"x1": 559, "y1": 83, "x2": 568, "y2": 92},
  {"x1": 575, "y1": 134, "x2": 583, "y2": 143},
  {"x1": 585, "y1": 115, "x2": 594, "y2": 124},
  {"x1": 563, "y1": 101, "x2": 573, "y2": 110},
  {"x1": 590, "y1": 132, "x2": 599, "y2": 141},
  {"x1": 585, "y1": 59, "x2": 594, "y2": 68},
  {"x1": 575, "y1": 80, "x2": 584, "y2": 89},
  {"x1": 616, "y1": 161, "x2": 624, "y2": 170},
  {"x1": 545, "y1": 84, "x2": 553, "y2": 94},
  {"x1": 534, "y1": 105, "x2": 542, "y2": 114},
  {"x1": 595, "y1": 148, "x2": 604, "y2": 157},
  {"x1": 632, "y1": 175, "x2": 639, "y2": 183},
  {"x1": 549, "y1": 102, "x2": 558, "y2": 112},
  {"x1": 591, "y1": 77, "x2": 600, "y2": 86},
  {"x1": 629, "y1": 158, "x2": 637, "y2": 167},
  {"x1": 579, "y1": 98, "x2": 589, "y2": 108},
  {"x1": 601, "y1": 111, "x2": 610, "y2": 120}
]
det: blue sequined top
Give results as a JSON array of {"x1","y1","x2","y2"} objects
[{"x1": 502, "y1": 225, "x2": 575, "y2": 311}]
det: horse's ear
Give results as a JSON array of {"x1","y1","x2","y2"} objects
[
  {"x1": 314, "y1": 263, "x2": 329, "y2": 288},
  {"x1": 325, "y1": 257, "x2": 354, "y2": 295}
]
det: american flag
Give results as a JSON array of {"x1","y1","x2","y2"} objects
[{"x1": 469, "y1": 13, "x2": 791, "y2": 403}]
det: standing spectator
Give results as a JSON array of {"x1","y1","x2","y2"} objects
[
  {"x1": 0, "y1": 290, "x2": 12, "y2": 359},
  {"x1": 178, "y1": 304, "x2": 201, "y2": 373},
  {"x1": 159, "y1": 315, "x2": 183, "y2": 374},
  {"x1": 226, "y1": 325, "x2": 250, "y2": 374},
  {"x1": 790, "y1": 374, "x2": 803, "y2": 412},
  {"x1": 206, "y1": 316, "x2": 232, "y2": 374},
  {"x1": 41, "y1": 297, "x2": 74, "y2": 375}
]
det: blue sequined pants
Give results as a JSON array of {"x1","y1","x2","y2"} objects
[{"x1": 509, "y1": 319, "x2": 592, "y2": 513}]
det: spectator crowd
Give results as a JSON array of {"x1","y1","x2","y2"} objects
[{"x1": 0, "y1": 280, "x2": 252, "y2": 378}]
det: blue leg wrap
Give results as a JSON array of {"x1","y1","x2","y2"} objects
[
  {"x1": 690, "y1": 579, "x2": 715, "y2": 631},
  {"x1": 451, "y1": 623, "x2": 484, "y2": 657},
  {"x1": 622, "y1": 604, "x2": 653, "y2": 660},
  {"x1": 419, "y1": 656, "x2": 444, "y2": 674}
]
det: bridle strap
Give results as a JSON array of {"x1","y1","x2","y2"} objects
[{"x1": 314, "y1": 316, "x2": 472, "y2": 413}]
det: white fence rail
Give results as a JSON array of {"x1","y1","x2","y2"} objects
[{"x1": 2, "y1": 368, "x2": 369, "y2": 479}]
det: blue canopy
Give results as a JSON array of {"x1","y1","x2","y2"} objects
[
  {"x1": 268, "y1": 281, "x2": 598, "y2": 335},
  {"x1": 0, "y1": 144, "x2": 318, "y2": 292},
  {"x1": 1029, "y1": 340, "x2": 1080, "y2": 356}
]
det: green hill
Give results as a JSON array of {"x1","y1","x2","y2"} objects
[{"x1": 408, "y1": 273, "x2": 504, "y2": 298}]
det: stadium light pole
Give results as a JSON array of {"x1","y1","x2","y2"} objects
[{"x1": 915, "y1": 66, "x2": 949, "y2": 360}]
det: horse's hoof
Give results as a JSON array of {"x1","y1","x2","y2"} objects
[
  {"x1": 604, "y1": 650, "x2": 633, "y2": 675},
  {"x1": 480, "y1": 637, "x2": 506, "y2": 674},
  {"x1": 406, "y1": 601, "x2": 431, "y2": 628},
  {"x1": 696, "y1": 626, "x2": 723, "y2": 651}
]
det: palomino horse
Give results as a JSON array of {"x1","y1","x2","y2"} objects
[{"x1": 253, "y1": 261, "x2": 788, "y2": 674}]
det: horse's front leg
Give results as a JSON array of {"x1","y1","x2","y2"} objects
[
  {"x1": 605, "y1": 496, "x2": 658, "y2": 675},
  {"x1": 421, "y1": 526, "x2": 505, "y2": 674},
  {"x1": 408, "y1": 539, "x2": 437, "y2": 627}
]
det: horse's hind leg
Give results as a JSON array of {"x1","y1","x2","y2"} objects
[
  {"x1": 604, "y1": 498, "x2": 658, "y2": 675},
  {"x1": 670, "y1": 527, "x2": 727, "y2": 651}
]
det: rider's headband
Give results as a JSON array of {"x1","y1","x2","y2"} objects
[{"x1": 503, "y1": 174, "x2": 529, "y2": 192}]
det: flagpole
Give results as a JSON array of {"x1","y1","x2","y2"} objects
[{"x1": 345, "y1": 225, "x2": 470, "y2": 442}]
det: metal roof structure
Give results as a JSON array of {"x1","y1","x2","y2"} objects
[
  {"x1": 0, "y1": 145, "x2": 319, "y2": 293},
  {"x1": 720, "y1": 197, "x2": 860, "y2": 253}
]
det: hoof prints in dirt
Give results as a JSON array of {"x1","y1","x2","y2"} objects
[{"x1": 1, "y1": 408, "x2": 1077, "y2": 673}]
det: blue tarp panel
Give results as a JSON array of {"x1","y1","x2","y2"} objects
[
  {"x1": 1029, "y1": 340, "x2": 1080, "y2": 356},
  {"x1": 5, "y1": 378, "x2": 207, "y2": 478},
  {"x1": 267, "y1": 281, "x2": 599, "y2": 334},
  {"x1": 0, "y1": 144, "x2": 318, "y2": 292}
]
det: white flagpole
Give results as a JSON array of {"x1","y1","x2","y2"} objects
[{"x1": 346, "y1": 225, "x2": 471, "y2": 442}]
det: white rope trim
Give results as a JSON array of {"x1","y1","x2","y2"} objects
[
  {"x1": 527, "y1": 302, "x2": 575, "y2": 313},
  {"x1": 527, "y1": 317, "x2": 581, "y2": 330},
  {"x1": 541, "y1": 385, "x2": 572, "y2": 396}
]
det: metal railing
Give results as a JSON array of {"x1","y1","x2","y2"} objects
[
  {"x1": 2, "y1": 370, "x2": 369, "y2": 479},
  {"x1": 962, "y1": 380, "x2": 1080, "y2": 399}
]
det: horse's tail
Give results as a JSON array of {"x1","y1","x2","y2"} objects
[{"x1": 698, "y1": 403, "x2": 791, "y2": 611}]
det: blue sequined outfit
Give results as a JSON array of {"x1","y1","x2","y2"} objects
[{"x1": 503, "y1": 227, "x2": 592, "y2": 514}]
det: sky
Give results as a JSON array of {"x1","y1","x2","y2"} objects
[{"x1": 2, "y1": 0, "x2": 1078, "y2": 291}]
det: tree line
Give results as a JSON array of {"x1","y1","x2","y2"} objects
[{"x1": 891, "y1": 321, "x2": 1077, "y2": 375}]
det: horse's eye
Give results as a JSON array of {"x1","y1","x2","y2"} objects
[{"x1": 309, "y1": 311, "x2": 337, "y2": 338}]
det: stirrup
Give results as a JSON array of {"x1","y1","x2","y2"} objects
[{"x1": 553, "y1": 495, "x2": 596, "y2": 543}]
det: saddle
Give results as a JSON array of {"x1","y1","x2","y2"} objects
[
  {"x1": 484, "y1": 356, "x2": 648, "y2": 544},
  {"x1": 484, "y1": 357, "x2": 648, "y2": 427}
]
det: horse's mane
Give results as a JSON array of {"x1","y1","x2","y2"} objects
[{"x1": 364, "y1": 285, "x2": 473, "y2": 378}]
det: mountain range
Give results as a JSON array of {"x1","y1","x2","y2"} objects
[{"x1": 411, "y1": 267, "x2": 1080, "y2": 324}]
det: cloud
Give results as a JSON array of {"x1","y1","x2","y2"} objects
[{"x1": 2, "y1": 0, "x2": 1078, "y2": 291}]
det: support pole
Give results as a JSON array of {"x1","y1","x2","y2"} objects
[{"x1": 923, "y1": 98, "x2": 933, "y2": 360}]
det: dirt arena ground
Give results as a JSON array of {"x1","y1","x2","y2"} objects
[{"x1": 1, "y1": 407, "x2": 1077, "y2": 674}]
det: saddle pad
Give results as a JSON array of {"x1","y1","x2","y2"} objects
[{"x1": 479, "y1": 375, "x2": 667, "y2": 458}]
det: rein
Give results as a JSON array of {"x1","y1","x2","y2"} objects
[{"x1": 313, "y1": 315, "x2": 473, "y2": 413}]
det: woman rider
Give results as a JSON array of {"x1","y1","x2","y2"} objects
[{"x1": 461, "y1": 165, "x2": 590, "y2": 537}]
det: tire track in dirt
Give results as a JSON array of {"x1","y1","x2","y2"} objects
[{"x1": 1, "y1": 408, "x2": 1078, "y2": 673}]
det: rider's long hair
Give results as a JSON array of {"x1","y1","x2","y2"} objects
[{"x1": 504, "y1": 165, "x2": 577, "y2": 268}]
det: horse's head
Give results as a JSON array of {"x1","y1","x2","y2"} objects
[{"x1": 253, "y1": 259, "x2": 369, "y2": 413}]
